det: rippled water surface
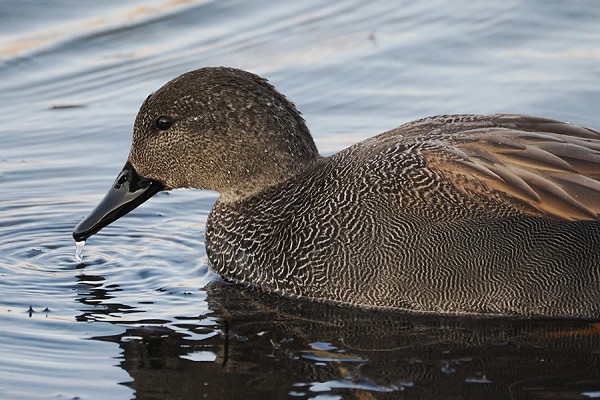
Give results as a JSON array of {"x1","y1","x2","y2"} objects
[{"x1": 1, "y1": 1, "x2": 600, "y2": 399}]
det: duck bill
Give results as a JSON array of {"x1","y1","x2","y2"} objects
[{"x1": 73, "y1": 161, "x2": 164, "y2": 242}]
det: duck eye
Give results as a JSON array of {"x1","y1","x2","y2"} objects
[{"x1": 155, "y1": 116, "x2": 173, "y2": 130}]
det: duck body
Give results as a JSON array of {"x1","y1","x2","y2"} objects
[
  {"x1": 206, "y1": 113, "x2": 600, "y2": 318},
  {"x1": 73, "y1": 67, "x2": 600, "y2": 319}
]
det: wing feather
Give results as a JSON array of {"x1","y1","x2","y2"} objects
[{"x1": 421, "y1": 115, "x2": 600, "y2": 221}]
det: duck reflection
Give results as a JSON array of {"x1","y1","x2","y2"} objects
[{"x1": 85, "y1": 281, "x2": 600, "y2": 399}]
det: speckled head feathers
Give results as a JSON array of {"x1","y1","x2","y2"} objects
[{"x1": 129, "y1": 67, "x2": 320, "y2": 199}]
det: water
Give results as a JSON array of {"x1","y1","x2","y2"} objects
[
  {"x1": 74, "y1": 240, "x2": 85, "y2": 262},
  {"x1": 1, "y1": 1, "x2": 600, "y2": 399}
]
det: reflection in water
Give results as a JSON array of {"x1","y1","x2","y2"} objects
[
  {"x1": 84, "y1": 280, "x2": 600, "y2": 399},
  {"x1": 75, "y1": 271, "x2": 170, "y2": 325}
]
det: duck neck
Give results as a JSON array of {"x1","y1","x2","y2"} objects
[{"x1": 217, "y1": 154, "x2": 325, "y2": 203}]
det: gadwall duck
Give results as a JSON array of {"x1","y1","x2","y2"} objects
[{"x1": 73, "y1": 67, "x2": 600, "y2": 318}]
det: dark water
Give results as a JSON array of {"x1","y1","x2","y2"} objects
[{"x1": 1, "y1": 1, "x2": 600, "y2": 399}]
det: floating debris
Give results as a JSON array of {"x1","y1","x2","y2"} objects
[{"x1": 48, "y1": 104, "x2": 86, "y2": 110}]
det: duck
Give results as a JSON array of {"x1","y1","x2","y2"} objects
[{"x1": 73, "y1": 67, "x2": 600, "y2": 319}]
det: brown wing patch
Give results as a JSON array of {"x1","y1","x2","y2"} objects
[{"x1": 424, "y1": 125, "x2": 600, "y2": 221}]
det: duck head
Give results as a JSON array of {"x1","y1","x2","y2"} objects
[{"x1": 73, "y1": 67, "x2": 319, "y2": 242}]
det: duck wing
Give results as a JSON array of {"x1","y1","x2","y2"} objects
[{"x1": 419, "y1": 114, "x2": 600, "y2": 221}]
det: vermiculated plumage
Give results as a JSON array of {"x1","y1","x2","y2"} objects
[{"x1": 207, "y1": 113, "x2": 600, "y2": 318}]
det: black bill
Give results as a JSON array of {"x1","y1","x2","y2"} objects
[{"x1": 72, "y1": 161, "x2": 164, "y2": 242}]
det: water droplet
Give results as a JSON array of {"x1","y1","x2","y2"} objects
[
  {"x1": 75, "y1": 240, "x2": 85, "y2": 262},
  {"x1": 441, "y1": 362, "x2": 456, "y2": 374}
]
